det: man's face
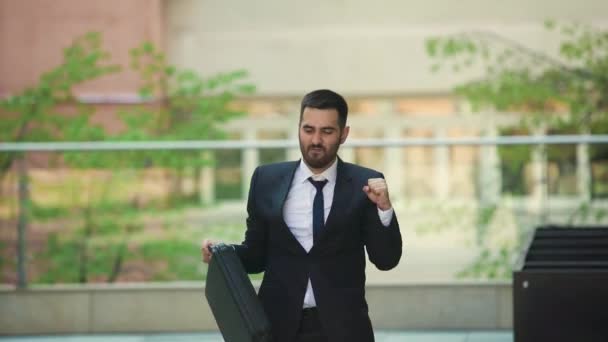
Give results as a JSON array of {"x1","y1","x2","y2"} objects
[{"x1": 298, "y1": 107, "x2": 349, "y2": 172}]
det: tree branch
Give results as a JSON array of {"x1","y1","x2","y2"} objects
[{"x1": 467, "y1": 30, "x2": 602, "y2": 82}]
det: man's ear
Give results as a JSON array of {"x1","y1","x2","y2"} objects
[{"x1": 340, "y1": 126, "x2": 350, "y2": 144}]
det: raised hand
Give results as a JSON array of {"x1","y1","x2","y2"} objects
[{"x1": 362, "y1": 178, "x2": 392, "y2": 211}]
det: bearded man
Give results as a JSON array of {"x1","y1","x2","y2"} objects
[{"x1": 202, "y1": 89, "x2": 403, "y2": 342}]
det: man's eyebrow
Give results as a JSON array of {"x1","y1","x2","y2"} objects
[{"x1": 302, "y1": 123, "x2": 336, "y2": 128}]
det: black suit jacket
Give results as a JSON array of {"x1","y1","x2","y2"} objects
[{"x1": 234, "y1": 158, "x2": 402, "y2": 342}]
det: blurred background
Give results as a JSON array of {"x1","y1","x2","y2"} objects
[{"x1": 1, "y1": 0, "x2": 607, "y2": 338}]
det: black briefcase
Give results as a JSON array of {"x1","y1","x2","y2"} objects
[{"x1": 205, "y1": 243, "x2": 273, "y2": 342}]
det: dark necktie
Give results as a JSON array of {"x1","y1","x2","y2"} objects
[{"x1": 308, "y1": 177, "x2": 328, "y2": 243}]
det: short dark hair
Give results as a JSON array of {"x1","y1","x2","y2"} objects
[{"x1": 300, "y1": 89, "x2": 348, "y2": 128}]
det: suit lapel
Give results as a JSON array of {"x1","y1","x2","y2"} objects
[
  {"x1": 271, "y1": 161, "x2": 307, "y2": 255},
  {"x1": 271, "y1": 161, "x2": 298, "y2": 215}
]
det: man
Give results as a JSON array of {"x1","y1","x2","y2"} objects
[{"x1": 202, "y1": 89, "x2": 402, "y2": 342}]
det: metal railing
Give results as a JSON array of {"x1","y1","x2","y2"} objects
[
  {"x1": 1, "y1": 134, "x2": 608, "y2": 151},
  {"x1": 1, "y1": 134, "x2": 606, "y2": 288}
]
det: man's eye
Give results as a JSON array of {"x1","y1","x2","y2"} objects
[{"x1": 322, "y1": 129, "x2": 334, "y2": 134}]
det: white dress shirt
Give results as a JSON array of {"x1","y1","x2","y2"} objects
[{"x1": 282, "y1": 158, "x2": 394, "y2": 308}]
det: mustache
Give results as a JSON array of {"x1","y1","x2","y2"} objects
[{"x1": 309, "y1": 144, "x2": 324, "y2": 149}]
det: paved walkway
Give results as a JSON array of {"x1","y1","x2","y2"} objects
[{"x1": 0, "y1": 331, "x2": 512, "y2": 342}]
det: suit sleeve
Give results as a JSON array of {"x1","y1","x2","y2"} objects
[
  {"x1": 362, "y1": 173, "x2": 402, "y2": 271},
  {"x1": 233, "y1": 167, "x2": 267, "y2": 273}
]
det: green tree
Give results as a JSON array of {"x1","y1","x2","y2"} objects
[
  {"x1": 426, "y1": 21, "x2": 607, "y2": 125},
  {"x1": 2, "y1": 33, "x2": 255, "y2": 285},
  {"x1": 426, "y1": 21, "x2": 608, "y2": 278},
  {"x1": 124, "y1": 41, "x2": 255, "y2": 205},
  {"x1": 38, "y1": 40, "x2": 254, "y2": 284},
  {"x1": 0, "y1": 32, "x2": 119, "y2": 288}
]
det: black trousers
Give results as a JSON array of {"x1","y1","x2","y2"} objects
[{"x1": 295, "y1": 308, "x2": 327, "y2": 342}]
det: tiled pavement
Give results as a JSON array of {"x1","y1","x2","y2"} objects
[{"x1": 0, "y1": 330, "x2": 512, "y2": 342}]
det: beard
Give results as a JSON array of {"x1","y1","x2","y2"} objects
[{"x1": 300, "y1": 141, "x2": 340, "y2": 170}]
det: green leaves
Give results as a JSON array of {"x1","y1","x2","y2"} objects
[
  {"x1": 1, "y1": 31, "x2": 119, "y2": 144},
  {"x1": 3, "y1": 31, "x2": 256, "y2": 284},
  {"x1": 139, "y1": 239, "x2": 202, "y2": 280},
  {"x1": 425, "y1": 38, "x2": 439, "y2": 57},
  {"x1": 458, "y1": 244, "x2": 514, "y2": 279},
  {"x1": 123, "y1": 41, "x2": 255, "y2": 173},
  {"x1": 426, "y1": 21, "x2": 608, "y2": 279},
  {"x1": 426, "y1": 21, "x2": 608, "y2": 128},
  {"x1": 425, "y1": 35, "x2": 482, "y2": 73}
]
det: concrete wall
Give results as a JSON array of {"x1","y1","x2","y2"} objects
[
  {"x1": 0, "y1": 282, "x2": 511, "y2": 335},
  {"x1": 166, "y1": 0, "x2": 608, "y2": 96}
]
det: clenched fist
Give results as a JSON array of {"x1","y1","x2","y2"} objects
[{"x1": 362, "y1": 178, "x2": 392, "y2": 211}]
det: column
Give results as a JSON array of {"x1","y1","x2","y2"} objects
[
  {"x1": 287, "y1": 126, "x2": 301, "y2": 161},
  {"x1": 242, "y1": 129, "x2": 259, "y2": 200},
  {"x1": 374, "y1": 101, "x2": 404, "y2": 201},
  {"x1": 287, "y1": 106, "x2": 301, "y2": 161},
  {"x1": 577, "y1": 131, "x2": 591, "y2": 201},
  {"x1": 531, "y1": 127, "x2": 548, "y2": 223},
  {"x1": 383, "y1": 124, "x2": 404, "y2": 202},
  {"x1": 434, "y1": 128, "x2": 450, "y2": 200},
  {"x1": 479, "y1": 125, "x2": 501, "y2": 205},
  {"x1": 339, "y1": 146, "x2": 356, "y2": 163},
  {"x1": 199, "y1": 151, "x2": 215, "y2": 205}
]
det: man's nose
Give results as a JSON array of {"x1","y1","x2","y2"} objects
[{"x1": 311, "y1": 131, "x2": 322, "y2": 145}]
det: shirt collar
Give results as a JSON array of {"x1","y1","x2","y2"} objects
[{"x1": 295, "y1": 158, "x2": 338, "y2": 185}]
